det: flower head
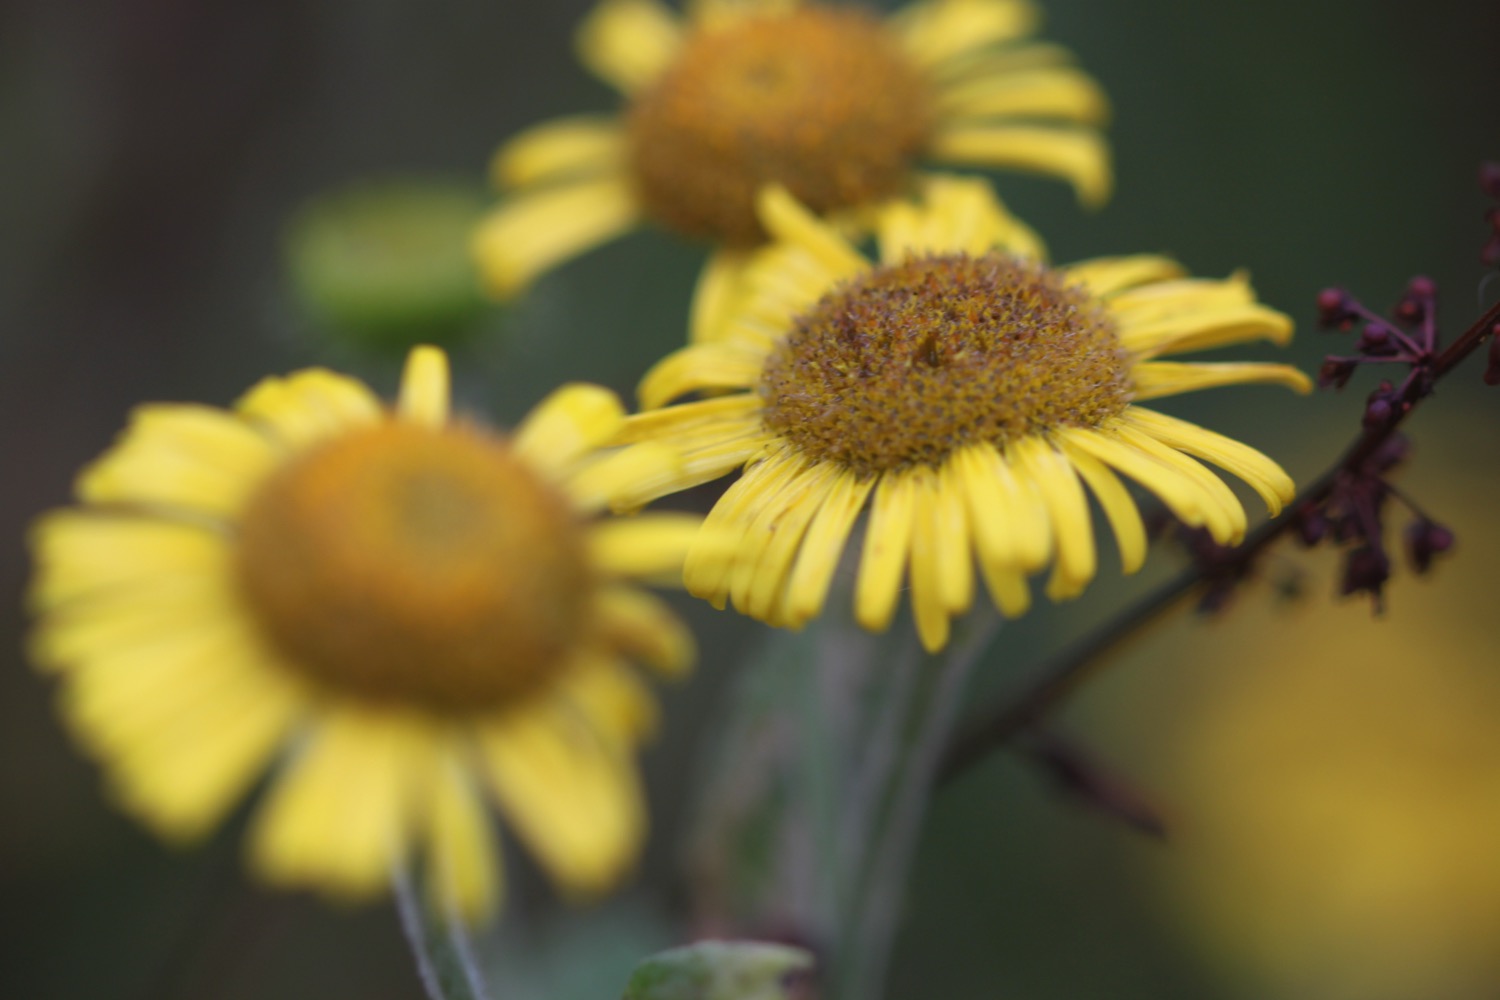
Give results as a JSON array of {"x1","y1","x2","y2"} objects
[
  {"x1": 29, "y1": 347, "x2": 698, "y2": 920},
  {"x1": 475, "y1": 0, "x2": 1111, "y2": 297},
  {"x1": 616, "y1": 178, "x2": 1311, "y2": 651}
]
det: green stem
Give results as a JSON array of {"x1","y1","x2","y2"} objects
[{"x1": 393, "y1": 868, "x2": 493, "y2": 1000}]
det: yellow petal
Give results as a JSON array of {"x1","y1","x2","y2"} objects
[
  {"x1": 557, "y1": 655, "x2": 660, "y2": 746},
  {"x1": 755, "y1": 186, "x2": 869, "y2": 282},
  {"x1": 1061, "y1": 255, "x2": 1186, "y2": 299},
  {"x1": 424, "y1": 749, "x2": 501, "y2": 924},
  {"x1": 1111, "y1": 422, "x2": 1247, "y2": 544},
  {"x1": 491, "y1": 116, "x2": 624, "y2": 189},
  {"x1": 734, "y1": 461, "x2": 842, "y2": 625},
  {"x1": 513, "y1": 383, "x2": 626, "y2": 474},
  {"x1": 589, "y1": 513, "x2": 705, "y2": 584},
  {"x1": 576, "y1": 0, "x2": 683, "y2": 94},
  {"x1": 564, "y1": 442, "x2": 684, "y2": 514},
  {"x1": 77, "y1": 405, "x2": 278, "y2": 521},
  {"x1": 637, "y1": 344, "x2": 768, "y2": 410},
  {"x1": 690, "y1": 249, "x2": 755, "y2": 344},
  {"x1": 478, "y1": 706, "x2": 644, "y2": 897},
  {"x1": 1124, "y1": 408, "x2": 1297, "y2": 515},
  {"x1": 950, "y1": 444, "x2": 1036, "y2": 618},
  {"x1": 1057, "y1": 426, "x2": 1213, "y2": 532},
  {"x1": 936, "y1": 66, "x2": 1110, "y2": 125},
  {"x1": 908, "y1": 464, "x2": 974, "y2": 652},
  {"x1": 236, "y1": 369, "x2": 384, "y2": 451},
  {"x1": 683, "y1": 448, "x2": 802, "y2": 603},
  {"x1": 27, "y1": 511, "x2": 228, "y2": 614},
  {"x1": 594, "y1": 585, "x2": 696, "y2": 676},
  {"x1": 894, "y1": 0, "x2": 1040, "y2": 69},
  {"x1": 1131, "y1": 361, "x2": 1314, "y2": 401},
  {"x1": 928, "y1": 124, "x2": 1112, "y2": 207},
  {"x1": 473, "y1": 175, "x2": 640, "y2": 298},
  {"x1": 782, "y1": 471, "x2": 876, "y2": 628},
  {"x1": 1009, "y1": 436, "x2": 1095, "y2": 600},
  {"x1": 1117, "y1": 304, "x2": 1295, "y2": 359},
  {"x1": 855, "y1": 471, "x2": 917, "y2": 633},
  {"x1": 1057, "y1": 439, "x2": 1147, "y2": 574},
  {"x1": 250, "y1": 708, "x2": 432, "y2": 901},
  {"x1": 397, "y1": 346, "x2": 450, "y2": 429},
  {"x1": 884, "y1": 174, "x2": 1048, "y2": 261}
]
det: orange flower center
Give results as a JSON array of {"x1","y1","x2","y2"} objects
[
  {"x1": 626, "y1": 7, "x2": 933, "y2": 246},
  {"x1": 236, "y1": 421, "x2": 591, "y2": 712},
  {"x1": 760, "y1": 252, "x2": 1131, "y2": 475}
]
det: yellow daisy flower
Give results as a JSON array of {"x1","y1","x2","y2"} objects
[
  {"x1": 28, "y1": 347, "x2": 700, "y2": 921},
  {"x1": 615, "y1": 178, "x2": 1312, "y2": 652},
  {"x1": 474, "y1": 0, "x2": 1111, "y2": 298}
]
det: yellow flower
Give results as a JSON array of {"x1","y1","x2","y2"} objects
[
  {"x1": 28, "y1": 347, "x2": 699, "y2": 921},
  {"x1": 615, "y1": 178, "x2": 1311, "y2": 652},
  {"x1": 474, "y1": 0, "x2": 1111, "y2": 297}
]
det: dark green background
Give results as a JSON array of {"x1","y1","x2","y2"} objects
[{"x1": 2, "y1": 1, "x2": 1497, "y2": 997}]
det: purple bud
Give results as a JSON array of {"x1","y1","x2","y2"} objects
[
  {"x1": 1340, "y1": 544, "x2": 1390, "y2": 600},
  {"x1": 1368, "y1": 433, "x2": 1410, "y2": 473},
  {"x1": 1296, "y1": 505, "x2": 1328, "y2": 547},
  {"x1": 1316, "y1": 287, "x2": 1359, "y2": 329},
  {"x1": 1318, "y1": 356, "x2": 1359, "y2": 389},
  {"x1": 1406, "y1": 518, "x2": 1455, "y2": 573},
  {"x1": 1357, "y1": 322, "x2": 1396, "y2": 355},
  {"x1": 1363, "y1": 396, "x2": 1394, "y2": 428},
  {"x1": 1482, "y1": 162, "x2": 1500, "y2": 201},
  {"x1": 1393, "y1": 278, "x2": 1434, "y2": 325}
]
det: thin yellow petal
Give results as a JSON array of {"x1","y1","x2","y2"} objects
[
  {"x1": 616, "y1": 393, "x2": 763, "y2": 441},
  {"x1": 491, "y1": 116, "x2": 624, "y2": 189},
  {"x1": 1117, "y1": 304, "x2": 1295, "y2": 359},
  {"x1": 928, "y1": 124, "x2": 1111, "y2": 207},
  {"x1": 884, "y1": 174, "x2": 1047, "y2": 261},
  {"x1": 236, "y1": 369, "x2": 384, "y2": 451},
  {"x1": 77, "y1": 405, "x2": 278, "y2": 520},
  {"x1": 734, "y1": 462, "x2": 842, "y2": 625},
  {"x1": 690, "y1": 249, "x2": 755, "y2": 344},
  {"x1": 936, "y1": 66, "x2": 1110, "y2": 125},
  {"x1": 952, "y1": 444, "x2": 1020, "y2": 573},
  {"x1": 908, "y1": 463, "x2": 974, "y2": 652},
  {"x1": 1058, "y1": 426, "x2": 1212, "y2": 532},
  {"x1": 894, "y1": 0, "x2": 1040, "y2": 69},
  {"x1": 424, "y1": 750, "x2": 501, "y2": 924},
  {"x1": 1106, "y1": 274, "x2": 1256, "y2": 322},
  {"x1": 1061, "y1": 256, "x2": 1186, "y2": 299},
  {"x1": 1057, "y1": 439, "x2": 1147, "y2": 574},
  {"x1": 1124, "y1": 408, "x2": 1297, "y2": 514},
  {"x1": 683, "y1": 447, "x2": 802, "y2": 602},
  {"x1": 1111, "y1": 422, "x2": 1246, "y2": 544},
  {"x1": 755, "y1": 186, "x2": 869, "y2": 282},
  {"x1": 514, "y1": 383, "x2": 626, "y2": 473},
  {"x1": 594, "y1": 585, "x2": 696, "y2": 676},
  {"x1": 1132, "y1": 361, "x2": 1314, "y2": 401},
  {"x1": 564, "y1": 442, "x2": 684, "y2": 514},
  {"x1": 250, "y1": 709, "x2": 430, "y2": 901},
  {"x1": 637, "y1": 344, "x2": 768, "y2": 410},
  {"x1": 478, "y1": 707, "x2": 644, "y2": 897},
  {"x1": 558, "y1": 655, "x2": 660, "y2": 746},
  {"x1": 27, "y1": 512, "x2": 227, "y2": 614},
  {"x1": 589, "y1": 513, "x2": 704, "y2": 584},
  {"x1": 397, "y1": 346, "x2": 450, "y2": 429},
  {"x1": 855, "y1": 471, "x2": 917, "y2": 633},
  {"x1": 576, "y1": 0, "x2": 683, "y2": 94},
  {"x1": 961, "y1": 442, "x2": 1052, "y2": 571},
  {"x1": 1009, "y1": 436, "x2": 1095, "y2": 599},
  {"x1": 782, "y1": 471, "x2": 876, "y2": 628},
  {"x1": 473, "y1": 175, "x2": 640, "y2": 298}
]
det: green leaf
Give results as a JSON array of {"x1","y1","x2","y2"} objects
[{"x1": 622, "y1": 941, "x2": 814, "y2": 1000}]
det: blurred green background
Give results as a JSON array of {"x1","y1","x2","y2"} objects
[{"x1": 2, "y1": 1, "x2": 1497, "y2": 998}]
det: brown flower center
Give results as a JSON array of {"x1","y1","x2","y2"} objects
[
  {"x1": 625, "y1": 7, "x2": 933, "y2": 247},
  {"x1": 236, "y1": 421, "x2": 592, "y2": 713},
  {"x1": 760, "y1": 252, "x2": 1131, "y2": 475}
]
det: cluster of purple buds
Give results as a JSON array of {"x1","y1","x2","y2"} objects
[
  {"x1": 1315, "y1": 277, "x2": 1440, "y2": 431},
  {"x1": 1293, "y1": 436, "x2": 1454, "y2": 608}
]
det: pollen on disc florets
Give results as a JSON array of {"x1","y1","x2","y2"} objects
[
  {"x1": 626, "y1": 7, "x2": 934, "y2": 246},
  {"x1": 236, "y1": 421, "x2": 592, "y2": 713},
  {"x1": 760, "y1": 253, "x2": 1132, "y2": 476}
]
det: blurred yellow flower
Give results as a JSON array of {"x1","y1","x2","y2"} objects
[
  {"x1": 29, "y1": 347, "x2": 699, "y2": 921},
  {"x1": 616, "y1": 178, "x2": 1308, "y2": 652},
  {"x1": 1117, "y1": 512, "x2": 1500, "y2": 1000},
  {"x1": 475, "y1": 0, "x2": 1112, "y2": 297}
]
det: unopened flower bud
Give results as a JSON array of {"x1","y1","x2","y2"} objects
[
  {"x1": 1406, "y1": 518, "x2": 1455, "y2": 573},
  {"x1": 1316, "y1": 287, "x2": 1359, "y2": 329},
  {"x1": 1318, "y1": 357, "x2": 1359, "y2": 389},
  {"x1": 1358, "y1": 323, "x2": 1396, "y2": 355},
  {"x1": 1340, "y1": 545, "x2": 1390, "y2": 600},
  {"x1": 1296, "y1": 505, "x2": 1328, "y2": 547}
]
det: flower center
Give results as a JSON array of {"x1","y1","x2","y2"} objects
[
  {"x1": 759, "y1": 253, "x2": 1131, "y2": 475},
  {"x1": 626, "y1": 7, "x2": 934, "y2": 247},
  {"x1": 236, "y1": 421, "x2": 592, "y2": 713}
]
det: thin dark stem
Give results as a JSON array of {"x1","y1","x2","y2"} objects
[{"x1": 938, "y1": 297, "x2": 1500, "y2": 786}]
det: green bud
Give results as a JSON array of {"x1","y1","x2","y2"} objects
[
  {"x1": 622, "y1": 941, "x2": 814, "y2": 1000},
  {"x1": 285, "y1": 178, "x2": 489, "y2": 352}
]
